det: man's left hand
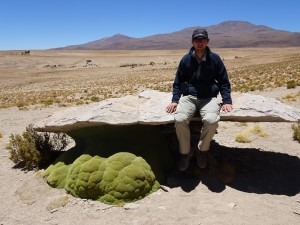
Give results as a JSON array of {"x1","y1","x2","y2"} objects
[{"x1": 221, "y1": 104, "x2": 233, "y2": 113}]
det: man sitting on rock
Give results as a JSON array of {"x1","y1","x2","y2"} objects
[{"x1": 166, "y1": 28, "x2": 233, "y2": 171}]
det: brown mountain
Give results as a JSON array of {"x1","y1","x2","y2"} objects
[{"x1": 57, "y1": 21, "x2": 300, "y2": 50}]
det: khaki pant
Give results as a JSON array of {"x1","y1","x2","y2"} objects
[{"x1": 174, "y1": 96, "x2": 220, "y2": 154}]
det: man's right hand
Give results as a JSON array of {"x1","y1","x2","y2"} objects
[{"x1": 165, "y1": 102, "x2": 178, "y2": 113}]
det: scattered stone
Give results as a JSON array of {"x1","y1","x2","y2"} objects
[
  {"x1": 227, "y1": 202, "x2": 236, "y2": 208},
  {"x1": 101, "y1": 205, "x2": 117, "y2": 211},
  {"x1": 46, "y1": 194, "x2": 70, "y2": 212},
  {"x1": 123, "y1": 203, "x2": 140, "y2": 210},
  {"x1": 50, "y1": 208, "x2": 59, "y2": 214},
  {"x1": 293, "y1": 211, "x2": 300, "y2": 216},
  {"x1": 160, "y1": 185, "x2": 170, "y2": 192}
]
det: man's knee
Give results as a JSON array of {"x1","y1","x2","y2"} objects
[
  {"x1": 202, "y1": 113, "x2": 220, "y2": 125},
  {"x1": 174, "y1": 112, "x2": 190, "y2": 124}
]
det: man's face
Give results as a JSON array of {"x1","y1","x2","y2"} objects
[{"x1": 192, "y1": 37, "x2": 209, "y2": 51}]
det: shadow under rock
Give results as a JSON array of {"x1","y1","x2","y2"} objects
[{"x1": 166, "y1": 141, "x2": 300, "y2": 196}]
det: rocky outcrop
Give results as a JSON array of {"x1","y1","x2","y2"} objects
[
  {"x1": 35, "y1": 90, "x2": 300, "y2": 204},
  {"x1": 34, "y1": 90, "x2": 300, "y2": 132}
]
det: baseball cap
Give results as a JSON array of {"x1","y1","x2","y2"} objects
[{"x1": 192, "y1": 28, "x2": 208, "y2": 39}]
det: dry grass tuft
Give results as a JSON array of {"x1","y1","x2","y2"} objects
[
  {"x1": 235, "y1": 131, "x2": 251, "y2": 143},
  {"x1": 292, "y1": 120, "x2": 300, "y2": 143},
  {"x1": 249, "y1": 124, "x2": 269, "y2": 137},
  {"x1": 229, "y1": 54, "x2": 300, "y2": 93},
  {"x1": 235, "y1": 123, "x2": 269, "y2": 143},
  {"x1": 281, "y1": 91, "x2": 300, "y2": 102}
]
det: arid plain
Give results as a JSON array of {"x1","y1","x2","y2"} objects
[
  {"x1": 0, "y1": 48, "x2": 300, "y2": 225},
  {"x1": 1, "y1": 47, "x2": 300, "y2": 108}
]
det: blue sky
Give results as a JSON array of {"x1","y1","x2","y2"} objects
[{"x1": 1, "y1": 0, "x2": 299, "y2": 50}]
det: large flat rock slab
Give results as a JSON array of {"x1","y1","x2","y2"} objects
[
  {"x1": 34, "y1": 90, "x2": 300, "y2": 132},
  {"x1": 221, "y1": 92, "x2": 300, "y2": 122}
]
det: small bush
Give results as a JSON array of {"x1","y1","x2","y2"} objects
[
  {"x1": 281, "y1": 92, "x2": 300, "y2": 102},
  {"x1": 250, "y1": 124, "x2": 269, "y2": 138},
  {"x1": 16, "y1": 102, "x2": 27, "y2": 108},
  {"x1": 287, "y1": 80, "x2": 297, "y2": 89},
  {"x1": 6, "y1": 124, "x2": 70, "y2": 170},
  {"x1": 235, "y1": 131, "x2": 251, "y2": 143},
  {"x1": 90, "y1": 96, "x2": 100, "y2": 102},
  {"x1": 282, "y1": 94, "x2": 297, "y2": 102},
  {"x1": 41, "y1": 99, "x2": 54, "y2": 106},
  {"x1": 292, "y1": 120, "x2": 300, "y2": 143}
]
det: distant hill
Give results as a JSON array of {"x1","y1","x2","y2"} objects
[{"x1": 56, "y1": 21, "x2": 300, "y2": 50}]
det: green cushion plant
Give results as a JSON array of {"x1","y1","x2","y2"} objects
[{"x1": 44, "y1": 152, "x2": 160, "y2": 205}]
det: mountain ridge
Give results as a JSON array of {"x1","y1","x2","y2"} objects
[{"x1": 56, "y1": 21, "x2": 300, "y2": 50}]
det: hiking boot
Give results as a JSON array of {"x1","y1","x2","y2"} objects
[
  {"x1": 178, "y1": 154, "x2": 192, "y2": 171},
  {"x1": 196, "y1": 151, "x2": 208, "y2": 168}
]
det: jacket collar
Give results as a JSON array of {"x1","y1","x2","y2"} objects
[{"x1": 189, "y1": 46, "x2": 211, "y2": 62}]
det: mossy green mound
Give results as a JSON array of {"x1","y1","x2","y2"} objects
[
  {"x1": 65, "y1": 125, "x2": 174, "y2": 183},
  {"x1": 44, "y1": 152, "x2": 160, "y2": 205},
  {"x1": 44, "y1": 125, "x2": 174, "y2": 205}
]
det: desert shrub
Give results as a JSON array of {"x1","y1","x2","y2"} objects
[
  {"x1": 287, "y1": 80, "x2": 297, "y2": 89},
  {"x1": 90, "y1": 96, "x2": 100, "y2": 102},
  {"x1": 75, "y1": 100, "x2": 85, "y2": 105},
  {"x1": 292, "y1": 120, "x2": 300, "y2": 143},
  {"x1": 7, "y1": 124, "x2": 70, "y2": 170},
  {"x1": 249, "y1": 124, "x2": 269, "y2": 138},
  {"x1": 257, "y1": 85, "x2": 264, "y2": 91},
  {"x1": 41, "y1": 99, "x2": 54, "y2": 106},
  {"x1": 16, "y1": 102, "x2": 27, "y2": 108},
  {"x1": 250, "y1": 85, "x2": 256, "y2": 91},
  {"x1": 282, "y1": 92, "x2": 300, "y2": 102},
  {"x1": 235, "y1": 124, "x2": 269, "y2": 143},
  {"x1": 0, "y1": 132, "x2": 3, "y2": 138},
  {"x1": 235, "y1": 131, "x2": 251, "y2": 143},
  {"x1": 282, "y1": 94, "x2": 296, "y2": 102}
]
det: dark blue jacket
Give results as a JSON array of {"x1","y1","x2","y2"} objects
[{"x1": 171, "y1": 46, "x2": 232, "y2": 104}]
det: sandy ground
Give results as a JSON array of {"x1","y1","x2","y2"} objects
[{"x1": 0, "y1": 49, "x2": 300, "y2": 225}]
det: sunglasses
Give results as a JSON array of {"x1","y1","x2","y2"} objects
[{"x1": 193, "y1": 37, "x2": 208, "y2": 43}]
